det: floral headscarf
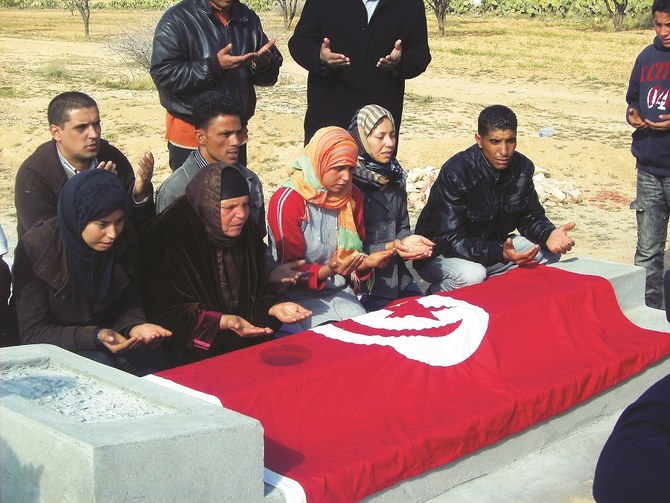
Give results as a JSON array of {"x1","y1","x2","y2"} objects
[{"x1": 284, "y1": 127, "x2": 364, "y2": 263}]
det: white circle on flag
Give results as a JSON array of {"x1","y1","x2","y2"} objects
[{"x1": 312, "y1": 295, "x2": 489, "y2": 367}]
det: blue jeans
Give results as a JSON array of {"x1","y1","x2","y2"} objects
[
  {"x1": 417, "y1": 236, "x2": 560, "y2": 294},
  {"x1": 632, "y1": 169, "x2": 670, "y2": 309}
]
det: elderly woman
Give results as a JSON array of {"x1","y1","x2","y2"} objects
[
  {"x1": 267, "y1": 126, "x2": 394, "y2": 329},
  {"x1": 12, "y1": 169, "x2": 171, "y2": 375},
  {"x1": 348, "y1": 104, "x2": 434, "y2": 311},
  {"x1": 141, "y1": 163, "x2": 311, "y2": 366}
]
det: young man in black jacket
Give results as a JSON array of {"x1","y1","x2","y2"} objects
[
  {"x1": 150, "y1": 0, "x2": 282, "y2": 170},
  {"x1": 414, "y1": 105, "x2": 575, "y2": 294}
]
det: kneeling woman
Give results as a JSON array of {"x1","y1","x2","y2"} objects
[
  {"x1": 141, "y1": 164, "x2": 311, "y2": 366},
  {"x1": 267, "y1": 126, "x2": 393, "y2": 330},
  {"x1": 13, "y1": 169, "x2": 172, "y2": 376},
  {"x1": 348, "y1": 105, "x2": 434, "y2": 311}
]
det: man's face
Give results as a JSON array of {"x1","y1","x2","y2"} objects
[
  {"x1": 654, "y1": 11, "x2": 670, "y2": 48},
  {"x1": 211, "y1": 0, "x2": 233, "y2": 12},
  {"x1": 197, "y1": 114, "x2": 247, "y2": 165},
  {"x1": 475, "y1": 128, "x2": 517, "y2": 171},
  {"x1": 50, "y1": 107, "x2": 101, "y2": 171}
]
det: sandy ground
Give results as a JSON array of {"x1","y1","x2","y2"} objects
[{"x1": 0, "y1": 20, "x2": 645, "y2": 271}]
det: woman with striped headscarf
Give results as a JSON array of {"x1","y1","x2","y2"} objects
[
  {"x1": 267, "y1": 127, "x2": 394, "y2": 330},
  {"x1": 348, "y1": 104, "x2": 434, "y2": 312}
]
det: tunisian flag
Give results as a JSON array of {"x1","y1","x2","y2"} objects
[{"x1": 157, "y1": 266, "x2": 670, "y2": 502}]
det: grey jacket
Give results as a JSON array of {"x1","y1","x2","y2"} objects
[
  {"x1": 359, "y1": 185, "x2": 414, "y2": 299},
  {"x1": 155, "y1": 151, "x2": 266, "y2": 238}
]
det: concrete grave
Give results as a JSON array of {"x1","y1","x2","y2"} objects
[{"x1": 0, "y1": 344, "x2": 264, "y2": 502}]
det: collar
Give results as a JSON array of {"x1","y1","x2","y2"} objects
[{"x1": 56, "y1": 145, "x2": 98, "y2": 179}]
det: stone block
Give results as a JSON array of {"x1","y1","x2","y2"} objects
[{"x1": 0, "y1": 344, "x2": 264, "y2": 503}]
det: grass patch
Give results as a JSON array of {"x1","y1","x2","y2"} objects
[
  {"x1": 41, "y1": 59, "x2": 71, "y2": 80},
  {"x1": 95, "y1": 75, "x2": 155, "y2": 91}
]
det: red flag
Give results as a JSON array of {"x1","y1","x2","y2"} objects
[{"x1": 158, "y1": 266, "x2": 670, "y2": 502}]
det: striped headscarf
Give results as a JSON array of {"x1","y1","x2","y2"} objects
[
  {"x1": 284, "y1": 127, "x2": 364, "y2": 263},
  {"x1": 348, "y1": 104, "x2": 406, "y2": 190}
]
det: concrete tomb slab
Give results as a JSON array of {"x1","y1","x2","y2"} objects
[{"x1": 0, "y1": 344, "x2": 264, "y2": 503}]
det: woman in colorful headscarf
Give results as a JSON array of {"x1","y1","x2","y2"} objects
[
  {"x1": 12, "y1": 169, "x2": 171, "y2": 375},
  {"x1": 267, "y1": 126, "x2": 394, "y2": 329},
  {"x1": 348, "y1": 105, "x2": 434, "y2": 311},
  {"x1": 141, "y1": 163, "x2": 311, "y2": 366}
]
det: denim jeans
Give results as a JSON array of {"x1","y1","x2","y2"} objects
[
  {"x1": 632, "y1": 169, "x2": 670, "y2": 309},
  {"x1": 417, "y1": 235, "x2": 560, "y2": 294}
]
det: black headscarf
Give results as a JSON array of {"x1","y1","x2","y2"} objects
[
  {"x1": 57, "y1": 169, "x2": 127, "y2": 303},
  {"x1": 185, "y1": 163, "x2": 250, "y2": 248}
]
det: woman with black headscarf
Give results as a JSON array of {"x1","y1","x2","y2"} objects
[
  {"x1": 12, "y1": 169, "x2": 171, "y2": 375},
  {"x1": 141, "y1": 163, "x2": 311, "y2": 366}
]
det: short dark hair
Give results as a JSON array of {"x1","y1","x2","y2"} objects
[
  {"x1": 652, "y1": 0, "x2": 670, "y2": 15},
  {"x1": 477, "y1": 105, "x2": 517, "y2": 136},
  {"x1": 192, "y1": 91, "x2": 245, "y2": 130},
  {"x1": 47, "y1": 92, "x2": 98, "y2": 127}
]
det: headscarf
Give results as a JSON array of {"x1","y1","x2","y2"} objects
[
  {"x1": 185, "y1": 163, "x2": 249, "y2": 248},
  {"x1": 56, "y1": 169, "x2": 127, "y2": 303},
  {"x1": 184, "y1": 162, "x2": 261, "y2": 321},
  {"x1": 348, "y1": 104, "x2": 406, "y2": 190},
  {"x1": 284, "y1": 127, "x2": 364, "y2": 264}
]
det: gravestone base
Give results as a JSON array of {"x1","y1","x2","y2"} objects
[{"x1": 0, "y1": 345, "x2": 264, "y2": 502}]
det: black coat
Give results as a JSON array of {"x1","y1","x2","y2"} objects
[
  {"x1": 288, "y1": 0, "x2": 431, "y2": 143},
  {"x1": 415, "y1": 144, "x2": 555, "y2": 268},
  {"x1": 150, "y1": 0, "x2": 282, "y2": 124}
]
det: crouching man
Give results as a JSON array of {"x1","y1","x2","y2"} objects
[{"x1": 414, "y1": 104, "x2": 575, "y2": 294}]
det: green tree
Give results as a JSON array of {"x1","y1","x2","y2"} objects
[
  {"x1": 67, "y1": 0, "x2": 91, "y2": 38},
  {"x1": 603, "y1": 0, "x2": 627, "y2": 30},
  {"x1": 425, "y1": 0, "x2": 450, "y2": 36},
  {"x1": 277, "y1": 0, "x2": 299, "y2": 29}
]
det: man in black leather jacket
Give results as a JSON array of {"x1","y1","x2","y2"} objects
[
  {"x1": 150, "y1": 0, "x2": 282, "y2": 170},
  {"x1": 414, "y1": 105, "x2": 576, "y2": 294}
]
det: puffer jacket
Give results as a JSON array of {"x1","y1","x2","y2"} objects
[
  {"x1": 150, "y1": 0, "x2": 282, "y2": 124},
  {"x1": 414, "y1": 144, "x2": 555, "y2": 268}
]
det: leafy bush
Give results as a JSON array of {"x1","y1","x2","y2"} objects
[{"x1": 431, "y1": 0, "x2": 651, "y2": 25}]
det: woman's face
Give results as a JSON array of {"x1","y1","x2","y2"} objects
[
  {"x1": 366, "y1": 117, "x2": 396, "y2": 164},
  {"x1": 81, "y1": 209, "x2": 125, "y2": 251},
  {"x1": 220, "y1": 195, "x2": 250, "y2": 237},
  {"x1": 321, "y1": 165, "x2": 355, "y2": 196}
]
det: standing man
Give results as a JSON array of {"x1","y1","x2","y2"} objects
[
  {"x1": 627, "y1": 0, "x2": 670, "y2": 309},
  {"x1": 15, "y1": 92, "x2": 155, "y2": 237},
  {"x1": 288, "y1": 0, "x2": 431, "y2": 144},
  {"x1": 414, "y1": 105, "x2": 575, "y2": 294},
  {"x1": 150, "y1": 0, "x2": 282, "y2": 170}
]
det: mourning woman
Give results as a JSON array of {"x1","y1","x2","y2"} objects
[
  {"x1": 12, "y1": 169, "x2": 171, "y2": 375},
  {"x1": 141, "y1": 163, "x2": 311, "y2": 366},
  {"x1": 267, "y1": 126, "x2": 393, "y2": 329},
  {"x1": 348, "y1": 104, "x2": 434, "y2": 311}
]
